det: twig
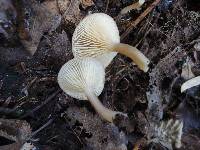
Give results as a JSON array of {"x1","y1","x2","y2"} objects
[
  {"x1": 21, "y1": 77, "x2": 38, "y2": 96},
  {"x1": 37, "y1": 76, "x2": 56, "y2": 82},
  {"x1": 20, "y1": 62, "x2": 27, "y2": 73},
  {"x1": 28, "y1": 118, "x2": 54, "y2": 140},
  {"x1": 20, "y1": 89, "x2": 61, "y2": 119},
  {"x1": 0, "y1": 107, "x2": 15, "y2": 114},
  {"x1": 105, "y1": 0, "x2": 109, "y2": 13},
  {"x1": 2, "y1": 96, "x2": 12, "y2": 107},
  {"x1": 121, "y1": 0, "x2": 161, "y2": 40},
  {"x1": 63, "y1": 2, "x2": 72, "y2": 17},
  {"x1": 120, "y1": 0, "x2": 144, "y2": 15}
]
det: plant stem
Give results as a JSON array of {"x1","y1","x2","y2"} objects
[{"x1": 113, "y1": 43, "x2": 150, "y2": 72}]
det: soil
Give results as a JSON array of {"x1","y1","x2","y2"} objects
[{"x1": 0, "y1": 0, "x2": 200, "y2": 150}]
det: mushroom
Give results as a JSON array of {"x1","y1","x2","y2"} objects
[
  {"x1": 72, "y1": 13, "x2": 150, "y2": 72},
  {"x1": 120, "y1": 0, "x2": 145, "y2": 14},
  {"x1": 57, "y1": 58, "x2": 125, "y2": 122},
  {"x1": 181, "y1": 76, "x2": 200, "y2": 93}
]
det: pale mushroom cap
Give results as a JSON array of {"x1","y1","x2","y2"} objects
[
  {"x1": 139, "y1": 0, "x2": 145, "y2": 5},
  {"x1": 57, "y1": 58, "x2": 105, "y2": 100},
  {"x1": 72, "y1": 13, "x2": 120, "y2": 67},
  {"x1": 181, "y1": 76, "x2": 200, "y2": 93}
]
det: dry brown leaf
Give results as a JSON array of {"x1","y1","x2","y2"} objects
[
  {"x1": 34, "y1": 30, "x2": 72, "y2": 69},
  {"x1": 42, "y1": 0, "x2": 60, "y2": 15},
  {"x1": 182, "y1": 132, "x2": 200, "y2": 149},
  {"x1": 0, "y1": 119, "x2": 32, "y2": 150},
  {"x1": 0, "y1": 0, "x2": 17, "y2": 45},
  {"x1": 0, "y1": 143, "x2": 21, "y2": 150},
  {"x1": 57, "y1": 0, "x2": 83, "y2": 25},
  {"x1": 20, "y1": 0, "x2": 61, "y2": 55},
  {"x1": 80, "y1": 0, "x2": 94, "y2": 9},
  {"x1": 66, "y1": 106, "x2": 128, "y2": 150}
]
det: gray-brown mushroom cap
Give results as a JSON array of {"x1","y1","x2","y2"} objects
[{"x1": 57, "y1": 58, "x2": 105, "y2": 100}]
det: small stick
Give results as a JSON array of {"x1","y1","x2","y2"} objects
[
  {"x1": 21, "y1": 77, "x2": 38, "y2": 95},
  {"x1": 0, "y1": 107, "x2": 18, "y2": 118},
  {"x1": 105, "y1": 0, "x2": 109, "y2": 13},
  {"x1": 121, "y1": 0, "x2": 161, "y2": 40},
  {"x1": 120, "y1": 0, "x2": 145, "y2": 15},
  {"x1": 27, "y1": 118, "x2": 54, "y2": 140},
  {"x1": 20, "y1": 62, "x2": 27, "y2": 73},
  {"x1": 20, "y1": 89, "x2": 61, "y2": 118}
]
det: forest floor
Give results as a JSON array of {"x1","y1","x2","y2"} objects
[{"x1": 0, "y1": 0, "x2": 200, "y2": 150}]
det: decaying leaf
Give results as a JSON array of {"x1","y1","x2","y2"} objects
[
  {"x1": 0, "y1": 0, "x2": 17, "y2": 45},
  {"x1": 80, "y1": 0, "x2": 94, "y2": 9},
  {"x1": 148, "y1": 119, "x2": 183, "y2": 150},
  {"x1": 18, "y1": 0, "x2": 61, "y2": 55},
  {"x1": 147, "y1": 46, "x2": 186, "y2": 122},
  {"x1": 181, "y1": 57, "x2": 195, "y2": 80},
  {"x1": 0, "y1": 119, "x2": 32, "y2": 150},
  {"x1": 57, "y1": 0, "x2": 83, "y2": 25},
  {"x1": 42, "y1": 0, "x2": 60, "y2": 15},
  {"x1": 66, "y1": 106, "x2": 128, "y2": 150},
  {"x1": 33, "y1": 30, "x2": 72, "y2": 69},
  {"x1": 182, "y1": 131, "x2": 200, "y2": 149}
]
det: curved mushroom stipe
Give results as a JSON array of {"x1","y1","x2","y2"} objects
[
  {"x1": 113, "y1": 43, "x2": 150, "y2": 72},
  {"x1": 84, "y1": 87, "x2": 124, "y2": 122}
]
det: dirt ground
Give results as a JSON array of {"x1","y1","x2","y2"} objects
[{"x1": 0, "y1": 0, "x2": 200, "y2": 150}]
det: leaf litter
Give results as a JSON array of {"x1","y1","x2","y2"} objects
[{"x1": 0, "y1": 0, "x2": 200, "y2": 149}]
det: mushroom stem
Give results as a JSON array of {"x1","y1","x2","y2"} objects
[
  {"x1": 120, "y1": 0, "x2": 145, "y2": 14},
  {"x1": 84, "y1": 87, "x2": 121, "y2": 122},
  {"x1": 113, "y1": 43, "x2": 150, "y2": 72}
]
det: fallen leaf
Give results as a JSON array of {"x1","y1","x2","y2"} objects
[
  {"x1": 33, "y1": 30, "x2": 72, "y2": 69},
  {"x1": 42, "y1": 0, "x2": 60, "y2": 15},
  {"x1": 16, "y1": 0, "x2": 61, "y2": 55},
  {"x1": 66, "y1": 106, "x2": 128, "y2": 150},
  {"x1": 182, "y1": 132, "x2": 200, "y2": 150},
  {"x1": 80, "y1": 0, "x2": 94, "y2": 9},
  {"x1": 57, "y1": 0, "x2": 83, "y2": 25},
  {"x1": 0, "y1": 0, "x2": 17, "y2": 45},
  {"x1": 0, "y1": 119, "x2": 32, "y2": 150}
]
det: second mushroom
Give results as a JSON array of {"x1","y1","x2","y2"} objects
[
  {"x1": 57, "y1": 58, "x2": 126, "y2": 122},
  {"x1": 72, "y1": 13, "x2": 150, "y2": 72}
]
